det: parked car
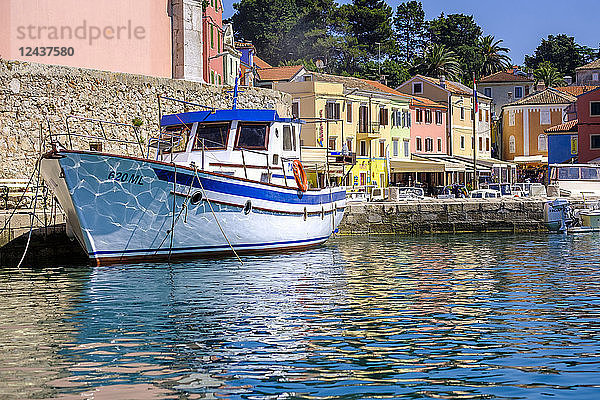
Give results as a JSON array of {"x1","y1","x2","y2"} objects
[{"x1": 470, "y1": 189, "x2": 502, "y2": 199}]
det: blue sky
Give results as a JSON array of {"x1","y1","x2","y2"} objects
[{"x1": 223, "y1": 0, "x2": 599, "y2": 65}]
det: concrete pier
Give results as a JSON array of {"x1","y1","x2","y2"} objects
[{"x1": 339, "y1": 198, "x2": 549, "y2": 235}]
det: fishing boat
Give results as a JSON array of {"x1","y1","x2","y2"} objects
[{"x1": 40, "y1": 102, "x2": 346, "y2": 265}]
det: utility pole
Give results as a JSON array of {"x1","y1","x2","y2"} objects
[
  {"x1": 472, "y1": 72, "x2": 478, "y2": 190},
  {"x1": 375, "y1": 42, "x2": 381, "y2": 80}
]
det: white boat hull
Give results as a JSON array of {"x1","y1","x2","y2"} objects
[{"x1": 41, "y1": 150, "x2": 346, "y2": 265}]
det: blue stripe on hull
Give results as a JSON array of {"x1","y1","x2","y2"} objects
[
  {"x1": 90, "y1": 235, "x2": 331, "y2": 256},
  {"x1": 152, "y1": 167, "x2": 346, "y2": 205}
]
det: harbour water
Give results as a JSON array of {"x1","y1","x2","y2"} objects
[{"x1": 1, "y1": 233, "x2": 600, "y2": 399}]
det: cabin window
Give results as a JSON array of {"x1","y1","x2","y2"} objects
[
  {"x1": 235, "y1": 123, "x2": 269, "y2": 150},
  {"x1": 283, "y1": 125, "x2": 293, "y2": 151},
  {"x1": 164, "y1": 124, "x2": 190, "y2": 152},
  {"x1": 558, "y1": 167, "x2": 580, "y2": 180},
  {"x1": 194, "y1": 123, "x2": 229, "y2": 150},
  {"x1": 292, "y1": 126, "x2": 297, "y2": 151},
  {"x1": 581, "y1": 168, "x2": 599, "y2": 180}
]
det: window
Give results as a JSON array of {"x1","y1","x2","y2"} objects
[
  {"x1": 406, "y1": 111, "x2": 411, "y2": 127},
  {"x1": 416, "y1": 137, "x2": 422, "y2": 151},
  {"x1": 218, "y1": 75, "x2": 221, "y2": 85},
  {"x1": 235, "y1": 123, "x2": 268, "y2": 150},
  {"x1": 194, "y1": 123, "x2": 230, "y2": 150},
  {"x1": 509, "y1": 110, "x2": 515, "y2": 126},
  {"x1": 379, "y1": 107, "x2": 389, "y2": 126},
  {"x1": 346, "y1": 101, "x2": 353, "y2": 123},
  {"x1": 162, "y1": 124, "x2": 190, "y2": 152},
  {"x1": 413, "y1": 82, "x2": 423, "y2": 94},
  {"x1": 479, "y1": 109, "x2": 482, "y2": 121},
  {"x1": 509, "y1": 135, "x2": 516, "y2": 153},
  {"x1": 425, "y1": 109, "x2": 432, "y2": 124},
  {"x1": 591, "y1": 135, "x2": 600, "y2": 149},
  {"x1": 218, "y1": 32, "x2": 221, "y2": 53},
  {"x1": 538, "y1": 134, "x2": 548, "y2": 151},
  {"x1": 435, "y1": 110, "x2": 442, "y2": 125},
  {"x1": 437, "y1": 138, "x2": 442, "y2": 152},
  {"x1": 479, "y1": 137, "x2": 483, "y2": 151},
  {"x1": 514, "y1": 86, "x2": 523, "y2": 99},
  {"x1": 540, "y1": 110, "x2": 551, "y2": 125},
  {"x1": 326, "y1": 102, "x2": 340, "y2": 120},
  {"x1": 393, "y1": 139, "x2": 399, "y2": 157},
  {"x1": 416, "y1": 109, "x2": 423, "y2": 123},
  {"x1": 211, "y1": 70, "x2": 214, "y2": 84},
  {"x1": 484, "y1": 87, "x2": 492, "y2": 97},
  {"x1": 403, "y1": 140, "x2": 409, "y2": 157},
  {"x1": 485, "y1": 109, "x2": 489, "y2": 122},
  {"x1": 460, "y1": 107, "x2": 465, "y2": 120},
  {"x1": 460, "y1": 136, "x2": 465, "y2": 149},
  {"x1": 591, "y1": 102, "x2": 600, "y2": 116},
  {"x1": 210, "y1": 25, "x2": 214, "y2": 49},
  {"x1": 292, "y1": 102, "x2": 299, "y2": 119},
  {"x1": 486, "y1": 137, "x2": 490, "y2": 151},
  {"x1": 359, "y1": 140, "x2": 367, "y2": 156},
  {"x1": 379, "y1": 140, "x2": 385, "y2": 157},
  {"x1": 592, "y1": 73, "x2": 599, "y2": 82},
  {"x1": 303, "y1": 75, "x2": 312, "y2": 81},
  {"x1": 283, "y1": 125, "x2": 293, "y2": 151},
  {"x1": 329, "y1": 137, "x2": 336, "y2": 150},
  {"x1": 425, "y1": 137, "x2": 433, "y2": 152},
  {"x1": 346, "y1": 138, "x2": 352, "y2": 153}
]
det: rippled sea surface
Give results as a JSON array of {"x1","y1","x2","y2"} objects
[{"x1": 2, "y1": 233, "x2": 600, "y2": 399}]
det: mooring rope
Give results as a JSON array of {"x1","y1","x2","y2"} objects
[
  {"x1": 192, "y1": 166, "x2": 243, "y2": 266},
  {"x1": 15, "y1": 158, "x2": 43, "y2": 269}
]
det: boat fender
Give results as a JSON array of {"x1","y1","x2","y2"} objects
[
  {"x1": 292, "y1": 160, "x2": 308, "y2": 192},
  {"x1": 243, "y1": 200, "x2": 252, "y2": 215}
]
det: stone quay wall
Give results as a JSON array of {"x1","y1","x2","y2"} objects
[
  {"x1": 0, "y1": 59, "x2": 291, "y2": 179},
  {"x1": 339, "y1": 199, "x2": 548, "y2": 235}
]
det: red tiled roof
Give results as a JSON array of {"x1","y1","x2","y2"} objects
[
  {"x1": 545, "y1": 119, "x2": 578, "y2": 133},
  {"x1": 253, "y1": 56, "x2": 272, "y2": 69},
  {"x1": 478, "y1": 71, "x2": 533, "y2": 83},
  {"x1": 410, "y1": 95, "x2": 446, "y2": 110},
  {"x1": 555, "y1": 86, "x2": 600, "y2": 97},
  {"x1": 256, "y1": 65, "x2": 304, "y2": 82},
  {"x1": 576, "y1": 59, "x2": 600, "y2": 71},
  {"x1": 416, "y1": 75, "x2": 473, "y2": 96},
  {"x1": 505, "y1": 88, "x2": 576, "y2": 106}
]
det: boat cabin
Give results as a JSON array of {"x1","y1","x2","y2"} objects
[
  {"x1": 549, "y1": 164, "x2": 600, "y2": 197},
  {"x1": 156, "y1": 109, "x2": 302, "y2": 186}
]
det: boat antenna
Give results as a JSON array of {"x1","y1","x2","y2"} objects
[{"x1": 232, "y1": 71, "x2": 241, "y2": 110}]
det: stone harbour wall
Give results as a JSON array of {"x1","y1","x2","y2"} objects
[
  {"x1": 339, "y1": 199, "x2": 548, "y2": 235},
  {"x1": 0, "y1": 59, "x2": 291, "y2": 179}
]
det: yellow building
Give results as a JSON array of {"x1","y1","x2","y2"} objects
[{"x1": 274, "y1": 71, "x2": 413, "y2": 189}]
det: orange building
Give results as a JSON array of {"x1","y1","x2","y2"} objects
[{"x1": 502, "y1": 88, "x2": 576, "y2": 162}]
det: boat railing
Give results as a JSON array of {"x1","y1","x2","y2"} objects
[{"x1": 50, "y1": 115, "x2": 147, "y2": 157}]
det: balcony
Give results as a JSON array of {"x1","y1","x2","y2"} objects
[{"x1": 357, "y1": 121, "x2": 381, "y2": 138}]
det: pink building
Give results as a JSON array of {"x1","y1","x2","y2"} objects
[
  {"x1": 410, "y1": 96, "x2": 448, "y2": 155},
  {"x1": 1, "y1": 0, "x2": 225, "y2": 84},
  {"x1": 203, "y1": 0, "x2": 224, "y2": 84},
  {"x1": 577, "y1": 87, "x2": 600, "y2": 163}
]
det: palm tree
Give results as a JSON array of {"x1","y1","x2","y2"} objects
[
  {"x1": 479, "y1": 35, "x2": 512, "y2": 77},
  {"x1": 534, "y1": 61, "x2": 564, "y2": 88},
  {"x1": 413, "y1": 43, "x2": 462, "y2": 80}
]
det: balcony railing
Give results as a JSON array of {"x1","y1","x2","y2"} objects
[{"x1": 357, "y1": 121, "x2": 381, "y2": 137}]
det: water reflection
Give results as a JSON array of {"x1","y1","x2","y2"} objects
[{"x1": 1, "y1": 233, "x2": 600, "y2": 399}]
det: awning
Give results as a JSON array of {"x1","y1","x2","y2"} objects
[
  {"x1": 413, "y1": 155, "x2": 466, "y2": 172},
  {"x1": 513, "y1": 155, "x2": 548, "y2": 164},
  {"x1": 390, "y1": 159, "x2": 445, "y2": 173}
]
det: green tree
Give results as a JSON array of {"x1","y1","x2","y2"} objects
[
  {"x1": 393, "y1": 1, "x2": 426, "y2": 63},
  {"x1": 524, "y1": 34, "x2": 589, "y2": 78},
  {"x1": 479, "y1": 35, "x2": 512, "y2": 77},
  {"x1": 412, "y1": 43, "x2": 462, "y2": 80},
  {"x1": 427, "y1": 13, "x2": 483, "y2": 82},
  {"x1": 534, "y1": 61, "x2": 564, "y2": 88}
]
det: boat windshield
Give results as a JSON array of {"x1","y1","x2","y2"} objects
[{"x1": 194, "y1": 123, "x2": 230, "y2": 150}]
